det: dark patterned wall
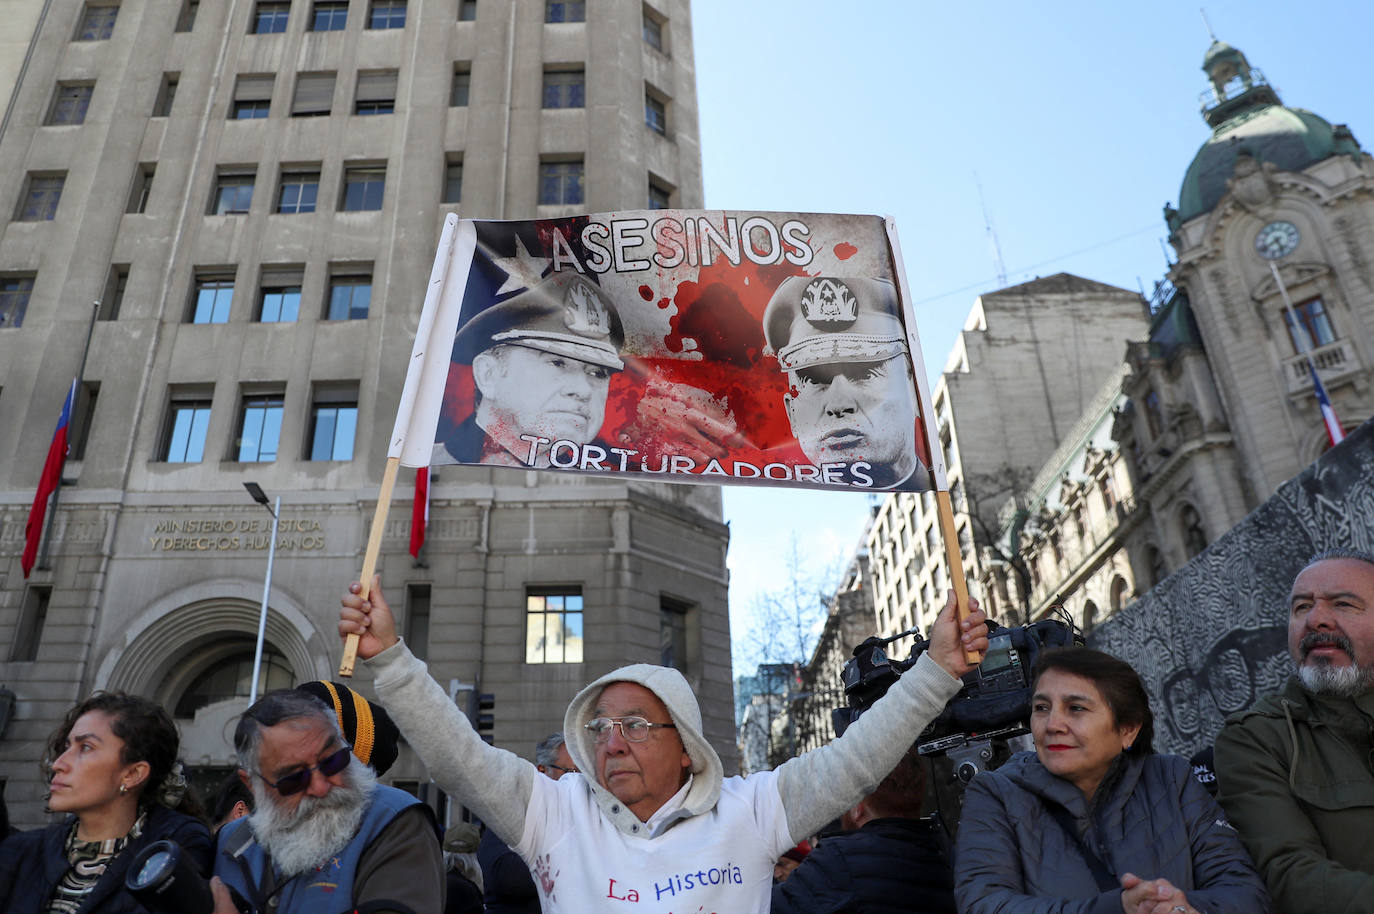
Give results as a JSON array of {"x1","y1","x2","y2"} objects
[{"x1": 1090, "y1": 419, "x2": 1374, "y2": 755}]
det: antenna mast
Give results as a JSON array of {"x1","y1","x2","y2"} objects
[
  {"x1": 1200, "y1": 8, "x2": 1217, "y2": 41},
  {"x1": 975, "y1": 174, "x2": 1008, "y2": 289}
]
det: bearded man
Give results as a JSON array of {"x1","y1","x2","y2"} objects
[
  {"x1": 1215, "y1": 549, "x2": 1374, "y2": 914},
  {"x1": 210, "y1": 689, "x2": 444, "y2": 913}
]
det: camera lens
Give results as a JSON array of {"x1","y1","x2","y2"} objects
[
  {"x1": 956, "y1": 761, "x2": 978, "y2": 783},
  {"x1": 129, "y1": 848, "x2": 175, "y2": 889}
]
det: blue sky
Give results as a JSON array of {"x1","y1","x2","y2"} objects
[{"x1": 693, "y1": 0, "x2": 1374, "y2": 669}]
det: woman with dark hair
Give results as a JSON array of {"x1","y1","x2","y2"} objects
[
  {"x1": 954, "y1": 649, "x2": 1270, "y2": 914},
  {"x1": 0, "y1": 692, "x2": 212, "y2": 913}
]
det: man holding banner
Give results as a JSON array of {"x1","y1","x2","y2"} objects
[{"x1": 339, "y1": 580, "x2": 987, "y2": 914}]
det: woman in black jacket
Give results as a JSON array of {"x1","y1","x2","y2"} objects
[
  {"x1": 0, "y1": 692, "x2": 211, "y2": 914},
  {"x1": 954, "y1": 649, "x2": 1270, "y2": 914}
]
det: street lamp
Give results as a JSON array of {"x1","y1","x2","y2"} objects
[{"x1": 243, "y1": 482, "x2": 281, "y2": 705}]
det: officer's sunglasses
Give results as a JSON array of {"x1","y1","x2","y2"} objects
[
  {"x1": 255, "y1": 745, "x2": 352, "y2": 796},
  {"x1": 585, "y1": 716, "x2": 677, "y2": 743}
]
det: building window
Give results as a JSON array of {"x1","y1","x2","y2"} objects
[
  {"x1": 1143, "y1": 389, "x2": 1164, "y2": 438},
  {"x1": 127, "y1": 163, "x2": 155, "y2": 213},
  {"x1": 642, "y1": 7, "x2": 663, "y2": 51},
  {"x1": 458, "y1": 0, "x2": 477, "y2": 21},
  {"x1": 450, "y1": 67, "x2": 470, "y2": 106},
  {"x1": 311, "y1": 0, "x2": 348, "y2": 30},
  {"x1": 10, "y1": 586, "x2": 51, "y2": 662},
  {"x1": 99, "y1": 265, "x2": 128, "y2": 321},
  {"x1": 258, "y1": 271, "x2": 302, "y2": 322},
  {"x1": 443, "y1": 158, "x2": 462, "y2": 204},
  {"x1": 354, "y1": 70, "x2": 397, "y2": 115},
  {"x1": 1109, "y1": 575, "x2": 1130, "y2": 613},
  {"x1": 1284, "y1": 296, "x2": 1336, "y2": 352},
  {"x1": 210, "y1": 170, "x2": 255, "y2": 215},
  {"x1": 176, "y1": 0, "x2": 199, "y2": 31},
  {"x1": 648, "y1": 179, "x2": 670, "y2": 210},
  {"x1": 152, "y1": 73, "x2": 179, "y2": 117},
  {"x1": 406, "y1": 584, "x2": 431, "y2": 661},
  {"x1": 48, "y1": 83, "x2": 94, "y2": 125},
  {"x1": 292, "y1": 72, "x2": 336, "y2": 116},
  {"x1": 252, "y1": 1, "x2": 290, "y2": 34},
  {"x1": 1180, "y1": 504, "x2": 1207, "y2": 559},
  {"x1": 1145, "y1": 544, "x2": 1166, "y2": 588},
  {"x1": 659, "y1": 596, "x2": 692, "y2": 672},
  {"x1": 0, "y1": 275, "x2": 35, "y2": 329},
  {"x1": 189, "y1": 274, "x2": 234, "y2": 323},
  {"x1": 1082, "y1": 600, "x2": 1098, "y2": 634},
  {"x1": 174, "y1": 646, "x2": 294, "y2": 717},
  {"x1": 545, "y1": 0, "x2": 584, "y2": 22},
  {"x1": 161, "y1": 394, "x2": 213, "y2": 462},
  {"x1": 232, "y1": 75, "x2": 274, "y2": 119},
  {"x1": 644, "y1": 91, "x2": 666, "y2": 134},
  {"x1": 367, "y1": 0, "x2": 406, "y2": 29},
  {"x1": 326, "y1": 269, "x2": 371, "y2": 319},
  {"x1": 1100, "y1": 475, "x2": 1116, "y2": 512},
  {"x1": 69, "y1": 382, "x2": 100, "y2": 460},
  {"x1": 235, "y1": 392, "x2": 285, "y2": 462},
  {"x1": 277, "y1": 168, "x2": 320, "y2": 213},
  {"x1": 341, "y1": 165, "x2": 385, "y2": 210},
  {"x1": 538, "y1": 160, "x2": 582, "y2": 206},
  {"x1": 543, "y1": 69, "x2": 584, "y2": 108},
  {"x1": 308, "y1": 386, "x2": 358, "y2": 460},
  {"x1": 525, "y1": 588, "x2": 583, "y2": 664},
  {"x1": 76, "y1": 4, "x2": 118, "y2": 41},
  {"x1": 18, "y1": 174, "x2": 64, "y2": 221}
]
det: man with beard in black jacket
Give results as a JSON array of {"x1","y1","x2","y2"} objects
[{"x1": 771, "y1": 746, "x2": 955, "y2": 914}]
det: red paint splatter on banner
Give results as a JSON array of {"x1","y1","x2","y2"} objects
[
  {"x1": 834, "y1": 242, "x2": 858, "y2": 260},
  {"x1": 658, "y1": 297, "x2": 671, "y2": 310},
  {"x1": 638, "y1": 285, "x2": 654, "y2": 301}
]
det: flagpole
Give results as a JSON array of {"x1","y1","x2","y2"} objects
[
  {"x1": 1269, "y1": 261, "x2": 1345, "y2": 445},
  {"x1": 37, "y1": 303, "x2": 99, "y2": 572}
]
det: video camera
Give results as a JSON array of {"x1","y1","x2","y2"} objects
[{"x1": 833, "y1": 613, "x2": 1081, "y2": 836}]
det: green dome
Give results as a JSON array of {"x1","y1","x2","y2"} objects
[{"x1": 1178, "y1": 104, "x2": 1342, "y2": 222}]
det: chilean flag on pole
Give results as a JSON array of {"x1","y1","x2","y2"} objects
[
  {"x1": 22, "y1": 379, "x2": 77, "y2": 577},
  {"x1": 1309, "y1": 362, "x2": 1346, "y2": 447},
  {"x1": 408, "y1": 466, "x2": 429, "y2": 560}
]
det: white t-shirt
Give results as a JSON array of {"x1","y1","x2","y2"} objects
[{"x1": 516, "y1": 770, "x2": 793, "y2": 914}]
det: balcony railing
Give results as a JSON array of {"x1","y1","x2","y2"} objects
[{"x1": 1283, "y1": 338, "x2": 1359, "y2": 394}]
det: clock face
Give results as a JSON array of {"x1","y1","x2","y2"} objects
[{"x1": 1255, "y1": 220, "x2": 1300, "y2": 260}]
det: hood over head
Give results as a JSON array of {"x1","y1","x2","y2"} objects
[{"x1": 564, "y1": 663, "x2": 724, "y2": 827}]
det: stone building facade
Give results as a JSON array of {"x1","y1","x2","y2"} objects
[
  {"x1": 0, "y1": 0, "x2": 733, "y2": 829},
  {"x1": 977, "y1": 41, "x2": 1374, "y2": 633}
]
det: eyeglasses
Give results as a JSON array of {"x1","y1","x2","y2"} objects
[
  {"x1": 585, "y1": 716, "x2": 677, "y2": 743},
  {"x1": 255, "y1": 745, "x2": 352, "y2": 796},
  {"x1": 544, "y1": 763, "x2": 579, "y2": 775}
]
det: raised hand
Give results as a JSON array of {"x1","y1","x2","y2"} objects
[
  {"x1": 339, "y1": 574, "x2": 399, "y2": 660},
  {"x1": 927, "y1": 589, "x2": 989, "y2": 678}
]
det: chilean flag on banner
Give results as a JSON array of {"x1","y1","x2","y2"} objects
[
  {"x1": 22, "y1": 379, "x2": 77, "y2": 577},
  {"x1": 409, "y1": 466, "x2": 429, "y2": 560},
  {"x1": 1309, "y1": 362, "x2": 1346, "y2": 447}
]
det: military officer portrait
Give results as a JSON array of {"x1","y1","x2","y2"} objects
[
  {"x1": 763, "y1": 276, "x2": 927, "y2": 490},
  {"x1": 436, "y1": 270, "x2": 625, "y2": 468}
]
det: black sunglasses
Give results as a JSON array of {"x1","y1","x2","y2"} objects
[{"x1": 255, "y1": 745, "x2": 352, "y2": 796}]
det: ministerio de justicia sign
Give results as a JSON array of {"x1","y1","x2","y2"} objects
[{"x1": 146, "y1": 516, "x2": 327, "y2": 553}]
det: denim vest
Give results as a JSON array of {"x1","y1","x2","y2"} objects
[{"x1": 216, "y1": 785, "x2": 422, "y2": 912}]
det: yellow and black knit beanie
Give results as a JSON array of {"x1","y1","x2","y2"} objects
[{"x1": 296, "y1": 680, "x2": 401, "y2": 776}]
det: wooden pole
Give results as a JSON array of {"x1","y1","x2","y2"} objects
[
  {"x1": 339, "y1": 454, "x2": 402, "y2": 677},
  {"x1": 935, "y1": 489, "x2": 983, "y2": 665}
]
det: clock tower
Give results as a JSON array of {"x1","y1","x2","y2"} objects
[{"x1": 1113, "y1": 40, "x2": 1374, "y2": 576}]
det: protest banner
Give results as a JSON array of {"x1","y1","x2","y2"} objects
[{"x1": 340, "y1": 211, "x2": 981, "y2": 675}]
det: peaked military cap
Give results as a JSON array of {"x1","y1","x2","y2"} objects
[
  {"x1": 763, "y1": 276, "x2": 908, "y2": 371},
  {"x1": 453, "y1": 271, "x2": 625, "y2": 371}
]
